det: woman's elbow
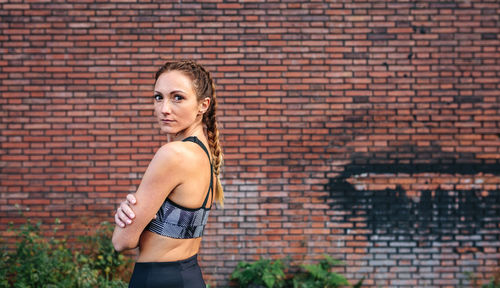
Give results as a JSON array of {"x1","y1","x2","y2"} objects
[
  {"x1": 112, "y1": 229, "x2": 136, "y2": 252},
  {"x1": 112, "y1": 237, "x2": 126, "y2": 252},
  {"x1": 112, "y1": 234, "x2": 125, "y2": 252}
]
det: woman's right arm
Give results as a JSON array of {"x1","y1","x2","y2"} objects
[{"x1": 112, "y1": 143, "x2": 185, "y2": 252}]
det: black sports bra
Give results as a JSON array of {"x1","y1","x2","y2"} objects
[{"x1": 146, "y1": 136, "x2": 213, "y2": 239}]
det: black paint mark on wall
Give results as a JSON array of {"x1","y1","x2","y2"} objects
[{"x1": 325, "y1": 163, "x2": 500, "y2": 240}]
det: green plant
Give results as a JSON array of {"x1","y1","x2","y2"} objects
[
  {"x1": 3, "y1": 220, "x2": 77, "y2": 287},
  {"x1": 0, "y1": 245, "x2": 10, "y2": 288},
  {"x1": 79, "y1": 221, "x2": 132, "y2": 283},
  {"x1": 482, "y1": 280, "x2": 500, "y2": 288},
  {"x1": 292, "y1": 255, "x2": 351, "y2": 288},
  {"x1": 0, "y1": 219, "x2": 130, "y2": 288},
  {"x1": 231, "y1": 255, "x2": 363, "y2": 288},
  {"x1": 231, "y1": 258, "x2": 287, "y2": 288},
  {"x1": 464, "y1": 270, "x2": 500, "y2": 288}
]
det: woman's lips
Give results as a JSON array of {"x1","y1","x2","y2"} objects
[{"x1": 160, "y1": 119, "x2": 174, "y2": 124}]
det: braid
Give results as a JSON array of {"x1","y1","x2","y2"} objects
[
  {"x1": 155, "y1": 60, "x2": 224, "y2": 206},
  {"x1": 204, "y1": 72, "x2": 224, "y2": 206}
]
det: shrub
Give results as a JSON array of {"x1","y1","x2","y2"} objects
[
  {"x1": 231, "y1": 255, "x2": 363, "y2": 288},
  {"x1": 231, "y1": 258, "x2": 287, "y2": 288},
  {"x1": 0, "y1": 219, "x2": 130, "y2": 288},
  {"x1": 464, "y1": 270, "x2": 500, "y2": 288},
  {"x1": 78, "y1": 221, "x2": 132, "y2": 283},
  {"x1": 292, "y1": 255, "x2": 363, "y2": 288}
]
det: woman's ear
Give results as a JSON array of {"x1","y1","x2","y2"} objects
[{"x1": 198, "y1": 97, "x2": 211, "y2": 115}]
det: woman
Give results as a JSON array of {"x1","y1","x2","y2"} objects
[{"x1": 112, "y1": 60, "x2": 223, "y2": 287}]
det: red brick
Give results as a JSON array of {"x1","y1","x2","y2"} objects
[{"x1": 1, "y1": 2, "x2": 499, "y2": 287}]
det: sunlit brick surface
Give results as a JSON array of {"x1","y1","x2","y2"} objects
[{"x1": 1, "y1": 1, "x2": 499, "y2": 287}]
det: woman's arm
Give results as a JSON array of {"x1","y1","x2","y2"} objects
[{"x1": 112, "y1": 143, "x2": 184, "y2": 252}]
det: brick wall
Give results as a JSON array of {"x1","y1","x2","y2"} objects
[{"x1": 1, "y1": 1, "x2": 499, "y2": 287}]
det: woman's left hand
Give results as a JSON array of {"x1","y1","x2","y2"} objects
[{"x1": 114, "y1": 194, "x2": 137, "y2": 228}]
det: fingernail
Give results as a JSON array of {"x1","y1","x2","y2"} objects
[
  {"x1": 131, "y1": 213, "x2": 135, "y2": 218},
  {"x1": 127, "y1": 220, "x2": 131, "y2": 224}
]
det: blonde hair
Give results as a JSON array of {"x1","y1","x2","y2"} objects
[{"x1": 155, "y1": 60, "x2": 224, "y2": 206}]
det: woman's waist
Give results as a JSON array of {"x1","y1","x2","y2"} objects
[
  {"x1": 134, "y1": 253, "x2": 199, "y2": 268},
  {"x1": 137, "y1": 230, "x2": 202, "y2": 262}
]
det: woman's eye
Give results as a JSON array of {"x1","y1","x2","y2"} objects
[
  {"x1": 173, "y1": 94, "x2": 184, "y2": 101},
  {"x1": 154, "y1": 94, "x2": 163, "y2": 101}
]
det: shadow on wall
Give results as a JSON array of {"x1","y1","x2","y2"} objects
[{"x1": 325, "y1": 162, "x2": 500, "y2": 245}]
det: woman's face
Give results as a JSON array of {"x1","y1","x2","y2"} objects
[{"x1": 154, "y1": 70, "x2": 202, "y2": 136}]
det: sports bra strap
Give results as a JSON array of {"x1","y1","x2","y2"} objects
[{"x1": 182, "y1": 136, "x2": 213, "y2": 208}]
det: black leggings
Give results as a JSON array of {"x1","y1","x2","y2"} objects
[{"x1": 128, "y1": 254, "x2": 206, "y2": 288}]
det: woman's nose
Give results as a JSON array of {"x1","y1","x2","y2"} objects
[{"x1": 161, "y1": 100, "x2": 171, "y2": 114}]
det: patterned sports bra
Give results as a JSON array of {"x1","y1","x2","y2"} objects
[{"x1": 146, "y1": 136, "x2": 213, "y2": 239}]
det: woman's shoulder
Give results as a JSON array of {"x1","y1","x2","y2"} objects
[{"x1": 153, "y1": 140, "x2": 204, "y2": 168}]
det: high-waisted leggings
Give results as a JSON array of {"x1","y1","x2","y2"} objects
[{"x1": 128, "y1": 254, "x2": 206, "y2": 288}]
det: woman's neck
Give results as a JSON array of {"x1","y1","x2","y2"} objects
[{"x1": 166, "y1": 123, "x2": 205, "y2": 143}]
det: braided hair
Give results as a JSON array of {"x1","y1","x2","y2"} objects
[{"x1": 155, "y1": 60, "x2": 224, "y2": 206}]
